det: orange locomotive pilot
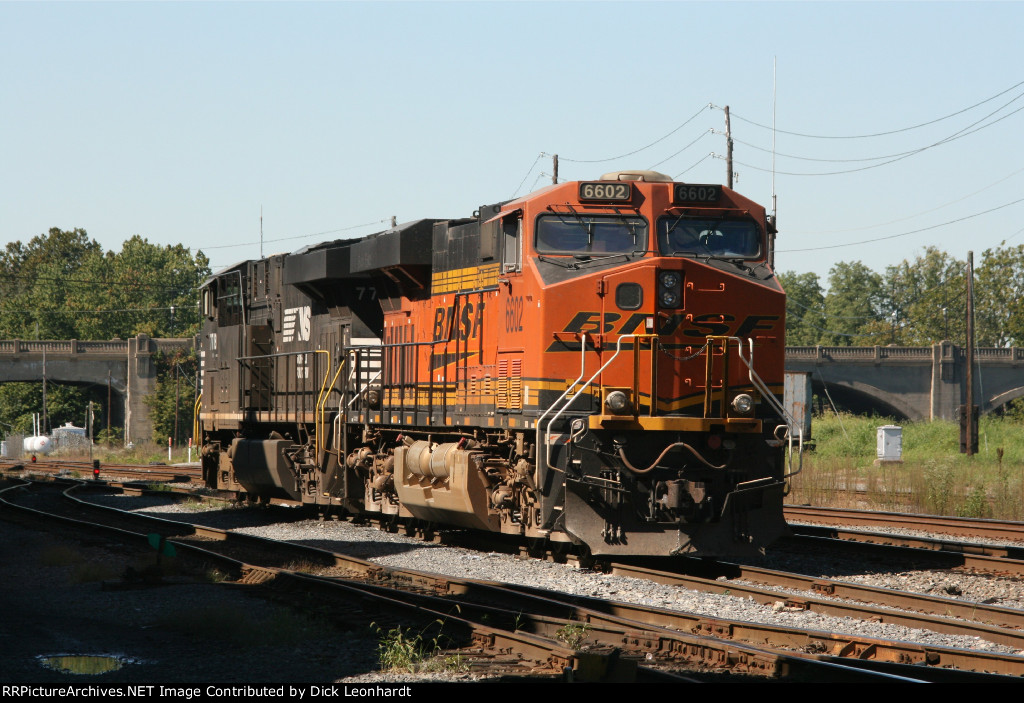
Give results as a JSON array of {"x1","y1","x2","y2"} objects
[{"x1": 198, "y1": 170, "x2": 799, "y2": 559}]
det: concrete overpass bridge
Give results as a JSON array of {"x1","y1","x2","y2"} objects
[
  {"x1": 785, "y1": 342, "x2": 1024, "y2": 422},
  {"x1": 0, "y1": 335, "x2": 194, "y2": 444}
]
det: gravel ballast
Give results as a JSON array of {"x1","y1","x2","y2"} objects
[{"x1": 93, "y1": 494, "x2": 1024, "y2": 659}]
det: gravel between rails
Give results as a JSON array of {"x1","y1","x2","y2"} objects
[{"x1": 83, "y1": 492, "x2": 1024, "y2": 665}]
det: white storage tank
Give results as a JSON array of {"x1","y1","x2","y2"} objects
[
  {"x1": 876, "y1": 425, "x2": 902, "y2": 462},
  {"x1": 23, "y1": 435, "x2": 52, "y2": 455}
]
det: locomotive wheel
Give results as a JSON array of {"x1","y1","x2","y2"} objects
[{"x1": 525, "y1": 537, "x2": 548, "y2": 559}]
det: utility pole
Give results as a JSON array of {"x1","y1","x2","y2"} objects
[
  {"x1": 724, "y1": 106, "x2": 734, "y2": 189},
  {"x1": 41, "y1": 349, "x2": 47, "y2": 435},
  {"x1": 552, "y1": 154, "x2": 559, "y2": 185},
  {"x1": 965, "y1": 250, "x2": 976, "y2": 456},
  {"x1": 88, "y1": 401, "x2": 94, "y2": 462},
  {"x1": 174, "y1": 360, "x2": 180, "y2": 449},
  {"x1": 107, "y1": 370, "x2": 112, "y2": 445}
]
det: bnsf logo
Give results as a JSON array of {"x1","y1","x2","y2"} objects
[
  {"x1": 432, "y1": 302, "x2": 485, "y2": 342},
  {"x1": 561, "y1": 311, "x2": 779, "y2": 338}
]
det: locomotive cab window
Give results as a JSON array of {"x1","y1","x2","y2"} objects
[
  {"x1": 657, "y1": 217, "x2": 760, "y2": 259},
  {"x1": 535, "y1": 214, "x2": 648, "y2": 256},
  {"x1": 502, "y1": 214, "x2": 522, "y2": 273},
  {"x1": 217, "y1": 275, "x2": 243, "y2": 326},
  {"x1": 202, "y1": 285, "x2": 216, "y2": 320}
]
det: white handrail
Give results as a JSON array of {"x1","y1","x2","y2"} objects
[
  {"x1": 535, "y1": 333, "x2": 590, "y2": 470},
  {"x1": 542, "y1": 333, "x2": 653, "y2": 472},
  {"x1": 732, "y1": 336, "x2": 803, "y2": 478}
]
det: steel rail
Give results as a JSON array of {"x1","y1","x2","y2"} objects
[
  {"x1": 1, "y1": 458, "x2": 203, "y2": 482},
  {"x1": 0, "y1": 478, "x2": 927, "y2": 682},
  {"x1": 42, "y1": 480, "x2": 1024, "y2": 680},
  {"x1": 786, "y1": 505, "x2": 1024, "y2": 543},
  {"x1": 606, "y1": 560, "x2": 1024, "y2": 650},
  {"x1": 785, "y1": 530, "x2": 1024, "y2": 577},
  {"x1": 0, "y1": 478, "x2": 626, "y2": 682},
  {"x1": 499, "y1": 580, "x2": 1024, "y2": 678}
]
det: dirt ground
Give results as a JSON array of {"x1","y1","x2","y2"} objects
[{"x1": 0, "y1": 518, "x2": 382, "y2": 683}]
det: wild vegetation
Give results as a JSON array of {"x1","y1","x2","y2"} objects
[
  {"x1": 778, "y1": 244, "x2": 1024, "y2": 348},
  {"x1": 788, "y1": 412, "x2": 1024, "y2": 519}
]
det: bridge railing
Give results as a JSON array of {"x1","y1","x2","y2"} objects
[
  {"x1": 0, "y1": 337, "x2": 194, "y2": 355},
  {"x1": 785, "y1": 345, "x2": 933, "y2": 362},
  {"x1": 973, "y1": 347, "x2": 1024, "y2": 361}
]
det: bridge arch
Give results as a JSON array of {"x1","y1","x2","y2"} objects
[
  {"x1": 986, "y1": 386, "x2": 1024, "y2": 415},
  {"x1": 0, "y1": 335, "x2": 193, "y2": 443},
  {"x1": 810, "y1": 377, "x2": 917, "y2": 422},
  {"x1": 787, "y1": 344, "x2": 1024, "y2": 421}
]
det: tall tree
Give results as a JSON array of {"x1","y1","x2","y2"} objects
[
  {"x1": 820, "y1": 261, "x2": 887, "y2": 345},
  {"x1": 976, "y1": 243, "x2": 1024, "y2": 347},
  {"x1": 0, "y1": 228, "x2": 103, "y2": 339},
  {"x1": 881, "y1": 247, "x2": 965, "y2": 346},
  {"x1": 777, "y1": 271, "x2": 825, "y2": 345}
]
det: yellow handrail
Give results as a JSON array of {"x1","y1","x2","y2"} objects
[
  {"x1": 316, "y1": 357, "x2": 346, "y2": 463},
  {"x1": 192, "y1": 393, "x2": 203, "y2": 449},
  {"x1": 313, "y1": 350, "x2": 331, "y2": 460}
]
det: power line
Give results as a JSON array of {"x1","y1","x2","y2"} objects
[
  {"x1": 720, "y1": 78, "x2": 1024, "y2": 139},
  {"x1": 787, "y1": 166, "x2": 1024, "y2": 235},
  {"x1": 724, "y1": 132, "x2": 929, "y2": 164},
  {"x1": 647, "y1": 130, "x2": 712, "y2": 170},
  {"x1": 200, "y1": 219, "x2": 391, "y2": 251},
  {"x1": 511, "y1": 152, "x2": 545, "y2": 198},
  {"x1": 556, "y1": 104, "x2": 711, "y2": 164},
  {"x1": 0, "y1": 272, "x2": 202, "y2": 293},
  {"x1": 673, "y1": 153, "x2": 714, "y2": 179},
  {"x1": 724, "y1": 92, "x2": 1024, "y2": 177},
  {"x1": 0, "y1": 305, "x2": 181, "y2": 315},
  {"x1": 778, "y1": 195, "x2": 1024, "y2": 253}
]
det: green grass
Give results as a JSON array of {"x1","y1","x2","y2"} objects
[
  {"x1": 51, "y1": 439, "x2": 196, "y2": 466},
  {"x1": 554, "y1": 621, "x2": 591, "y2": 650},
  {"x1": 371, "y1": 619, "x2": 466, "y2": 674},
  {"x1": 789, "y1": 413, "x2": 1024, "y2": 519}
]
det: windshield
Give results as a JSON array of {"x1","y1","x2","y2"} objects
[
  {"x1": 536, "y1": 214, "x2": 648, "y2": 255},
  {"x1": 657, "y1": 217, "x2": 760, "y2": 258}
]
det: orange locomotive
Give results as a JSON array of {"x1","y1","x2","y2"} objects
[{"x1": 198, "y1": 170, "x2": 798, "y2": 558}]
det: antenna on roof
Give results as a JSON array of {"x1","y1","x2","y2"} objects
[
  {"x1": 260, "y1": 205, "x2": 264, "y2": 258},
  {"x1": 772, "y1": 57, "x2": 778, "y2": 220}
]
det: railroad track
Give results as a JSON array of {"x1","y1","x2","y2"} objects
[
  {"x1": 4, "y1": 477, "x2": 1022, "y2": 683},
  {"x1": 0, "y1": 457, "x2": 203, "y2": 483},
  {"x1": 785, "y1": 505, "x2": 1024, "y2": 543},
  {"x1": 783, "y1": 505, "x2": 1024, "y2": 576}
]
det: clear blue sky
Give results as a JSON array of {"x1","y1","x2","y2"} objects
[{"x1": 2, "y1": 1, "x2": 1022, "y2": 287}]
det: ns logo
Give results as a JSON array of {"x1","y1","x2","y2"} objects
[{"x1": 283, "y1": 306, "x2": 312, "y2": 343}]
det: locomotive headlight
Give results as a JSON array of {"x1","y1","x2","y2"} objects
[
  {"x1": 731, "y1": 393, "x2": 754, "y2": 416},
  {"x1": 659, "y1": 289, "x2": 680, "y2": 307},
  {"x1": 605, "y1": 390, "x2": 632, "y2": 414},
  {"x1": 658, "y1": 270, "x2": 682, "y2": 309}
]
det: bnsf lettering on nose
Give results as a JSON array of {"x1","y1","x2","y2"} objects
[
  {"x1": 561, "y1": 311, "x2": 778, "y2": 337},
  {"x1": 432, "y1": 302, "x2": 486, "y2": 342}
]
